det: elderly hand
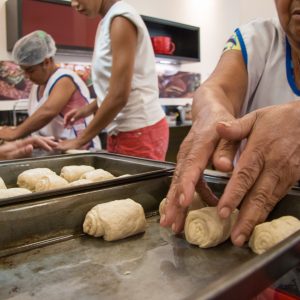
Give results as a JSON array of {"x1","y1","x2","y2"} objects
[
  {"x1": 216, "y1": 102, "x2": 300, "y2": 246},
  {"x1": 0, "y1": 136, "x2": 57, "y2": 160},
  {"x1": 160, "y1": 100, "x2": 236, "y2": 233}
]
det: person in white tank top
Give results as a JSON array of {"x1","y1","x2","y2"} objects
[
  {"x1": 58, "y1": 0, "x2": 169, "y2": 160},
  {"x1": 161, "y1": 0, "x2": 300, "y2": 246},
  {"x1": 0, "y1": 30, "x2": 101, "y2": 150}
]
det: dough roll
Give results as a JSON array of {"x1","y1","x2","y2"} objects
[
  {"x1": 0, "y1": 177, "x2": 7, "y2": 189},
  {"x1": 17, "y1": 168, "x2": 56, "y2": 191},
  {"x1": 60, "y1": 165, "x2": 95, "y2": 182},
  {"x1": 159, "y1": 192, "x2": 207, "y2": 216},
  {"x1": 249, "y1": 216, "x2": 300, "y2": 255},
  {"x1": 0, "y1": 188, "x2": 32, "y2": 199},
  {"x1": 35, "y1": 174, "x2": 69, "y2": 192},
  {"x1": 68, "y1": 179, "x2": 93, "y2": 187},
  {"x1": 80, "y1": 169, "x2": 115, "y2": 182},
  {"x1": 184, "y1": 207, "x2": 239, "y2": 248},
  {"x1": 83, "y1": 198, "x2": 147, "y2": 241}
]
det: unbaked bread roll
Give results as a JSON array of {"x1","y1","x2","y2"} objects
[
  {"x1": 35, "y1": 174, "x2": 69, "y2": 192},
  {"x1": 184, "y1": 207, "x2": 239, "y2": 248},
  {"x1": 69, "y1": 179, "x2": 93, "y2": 187},
  {"x1": 65, "y1": 149, "x2": 90, "y2": 154},
  {"x1": 0, "y1": 177, "x2": 7, "y2": 189},
  {"x1": 80, "y1": 169, "x2": 115, "y2": 182},
  {"x1": 83, "y1": 198, "x2": 147, "y2": 241},
  {"x1": 0, "y1": 188, "x2": 32, "y2": 198},
  {"x1": 249, "y1": 216, "x2": 300, "y2": 255},
  {"x1": 60, "y1": 165, "x2": 95, "y2": 182},
  {"x1": 159, "y1": 192, "x2": 207, "y2": 216},
  {"x1": 17, "y1": 168, "x2": 56, "y2": 191}
]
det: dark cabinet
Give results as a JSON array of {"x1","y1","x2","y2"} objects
[
  {"x1": 6, "y1": 0, "x2": 200, "y2": 63},
  {"x1": 142, "y1": 15, "x2": 200, "y2": 63}
]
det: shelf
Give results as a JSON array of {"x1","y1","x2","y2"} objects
[{"x1": 142, "y1": 15, "x2": 200, "y2": 64}]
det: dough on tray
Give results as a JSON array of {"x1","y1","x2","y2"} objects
[
  {"x1": 83, "y1": 198, "x2": 147, "y2": 241},
  {"x1": 80, "y1": 169, "x2": 115, "y2": 182},
  {"x1": 35, "y1": 174, "x2": 69, "y2": 192},
  {"x1": 17, "y1": 168, "x2": 56, "y2": 191},
  {"x1": 69, "y1": 179, "x2": 93, "y2": 187},
  {"x1": 0, "y1": 188, "x2": 32, "y2": 199},
  {"x1": 249, "y1": 216, "x2": 300, "y2": 255},
  {"x1": 184, "y1": 207, "x2": 239, "y2": 248},
  {"x1": 64, "y1": 149, "x2": 90, "y2": 154},
  {"x1": 0, "y1": 177, "x2": 7, "y2": 189},
  {"x1": 60, "y1": 165, "x2": 95, "y2": 182},
  {"x1": 159, "y1": 192, "x2": 207, "y2": 216}
]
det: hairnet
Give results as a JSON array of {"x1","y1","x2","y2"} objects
[{"x1": 12, "y1": 30, "x2": 57, "y2": 66}]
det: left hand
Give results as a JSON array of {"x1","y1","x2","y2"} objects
[
  {"x1": 0, "y1": 126, "x2": 19, "y2": 141},
  {"x1": 215, "y1": 102, "x2": 300, "y2": 246}
]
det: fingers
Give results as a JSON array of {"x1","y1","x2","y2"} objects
[
  {"x1": 216, "y1": 111, "x2": 257, "y2": 141},
  {"x1": 229, "y1": 169, "x2": 284, "y2": 246},
  {"x1": 212, "y1": 138, "x2": 239, "y2": 172},
  {"x1": 6, "y1": 144, "x2": 33, "y2": 160},
  {"x1": 25, "y1": 136, "x2": 58, "y2": 151},
  {"x1": 195, "y1": 176, "x2": 219, "y2": 206}
]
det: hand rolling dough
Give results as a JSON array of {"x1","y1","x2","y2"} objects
[
  {"x1": 35, "y1": 174, "x2": 69, "y2": 192},
  {"x1": 184, "y1": 207, "x2": 239, "y2": 248},
  {"x1": 159, "y1": 192, "x2": 207, "y2": 216},
  {"x1": 0, "y1": 188, "x2": 32, "y2": 198},
  {"x1": 17, "y1": 168, "x2": 56, "y2": 191},
  {"x1": 60, "y1": 165, "x2": 95, "y2": 182},
  {"x1": 249, "y1": 216, "x2": 300, "y2": 255},
  {"x1": 83, "y1": 198, "x2": 147, "y2": 241},
  {"x1": 80, "y1": 169, "x2": 115, "y2": 182},
  {"x1": 0, "y1": 177, "x2": 7, "y2": 189}
]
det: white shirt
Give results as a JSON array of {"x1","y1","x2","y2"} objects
[
  {"x1": 28, "y1": 68, "x2": 101, "y2": 149},
  {"x1": 92, "y1": 1, "x2": 165, "y2": 133},
  {"x1": 235, "y1": 18, "x2": 300, "y2": 116}
]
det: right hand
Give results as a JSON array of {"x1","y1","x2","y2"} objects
[{"x1": 64, "y1": 109, "x2": 84, "y2": 128}]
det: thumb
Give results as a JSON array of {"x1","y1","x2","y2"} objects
[{"x1": 216, "y1": 111, "x2": 257, "y2": 141}]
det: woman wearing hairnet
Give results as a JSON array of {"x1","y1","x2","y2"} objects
[
  {"x1": 58, "y1": 0, "x2": 169, "y2": 161},
  {"x1": 0, "y1": 30, "x2": 101, "y2": 150}
]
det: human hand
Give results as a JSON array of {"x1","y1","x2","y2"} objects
[
  {"x1": 216, "y1": 102, "x2": 300, "y2": 246},
  {"x1": 56, "y1": 138, "x2": 83, "y2": 151},
  {"x1": 0, "y1": 126, "x2": 19, "y2": 141},
  {"x1": 160, "y1": 101, "x2": 235, "y2": 233},
  {"x1": 0, "y1": 136, "x2": 58, "y2": 160},
  {"x1": 64, "y1": 108, "x2": 83, "y2": 128}
]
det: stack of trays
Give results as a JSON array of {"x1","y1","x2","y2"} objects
[{"x1": 0, "y1": 155, "x2": 299, "y2": 299}]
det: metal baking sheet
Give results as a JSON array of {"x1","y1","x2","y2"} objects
[
  {"x1": 0, "y1": 174, "x2": 299, "y2": 299},
  {"x1": 0, "y1": 152, "x2": 174, "y2": 205}
]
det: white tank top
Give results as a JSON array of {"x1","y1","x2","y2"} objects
[
  {"x1": 234, "y1": 18, "x2": 300, "y2": 115},
  {"x1": 28, "y1": 68, "x2": 101, "y2": 149},
  {"x1": 92, "y1": 1, "x2": 165, "y2": 133}
]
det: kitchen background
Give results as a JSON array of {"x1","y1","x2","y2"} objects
[{"x1": 0, "y1": 0, "x2": 277, "y2": 159}]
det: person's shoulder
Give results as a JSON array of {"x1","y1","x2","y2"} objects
[{"x1": 238, "y1": 18, "x2": 283, "y2": 38}]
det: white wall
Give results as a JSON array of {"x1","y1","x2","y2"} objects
[{"x1": 0, "y1": 0, "x2": 277, "y2": 80}]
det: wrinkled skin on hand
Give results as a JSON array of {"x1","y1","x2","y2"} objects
[
  {"x1": 162, "y1": 101, "x2": 300, "y2": 247},
  {"x1": 216, "y1": 102, "x2": 300, "y2": 246},
  {"x1": 160, "y1": 101, "x2": 235, "y2": 233}
]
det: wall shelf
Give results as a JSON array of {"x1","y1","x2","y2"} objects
[{"x1": 142, "y1": 15, "x2": 200, "y2": 64}]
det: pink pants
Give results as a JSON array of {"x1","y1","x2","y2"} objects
[{"x1": 107, "y1": 118, "x2": 169, "y2": 161}]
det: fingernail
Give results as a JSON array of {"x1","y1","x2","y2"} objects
[
  {"x1": 218, "y1": 121, "x2": 232, "y2": 128},
  {"x1": 219, "y1": 207, "x2": 231, "y2": 218},
  {"x1": 179, "y1": 193, "x2": 185, "y2": 206},
  {"x1": 234, "y1": 234, "x2": 246, "y2": 247}
]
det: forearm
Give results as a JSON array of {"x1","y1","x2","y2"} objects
[
  {"x1": 15, "y1": 107, "x2": 57, "y2": 138},
  {"x1": 83, "y1": 100, "x2": 98, "y2": 117},
  {"x1": 76, "y1": 95, "x2": 126, "y2": 145}
]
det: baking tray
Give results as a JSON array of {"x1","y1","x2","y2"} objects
[
  {"x1": 0, "y1": 152, "x2": 175, "y2": 205},
  {"x1": 0, "y1": 174, "x2": 299, "y2": 299}
]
